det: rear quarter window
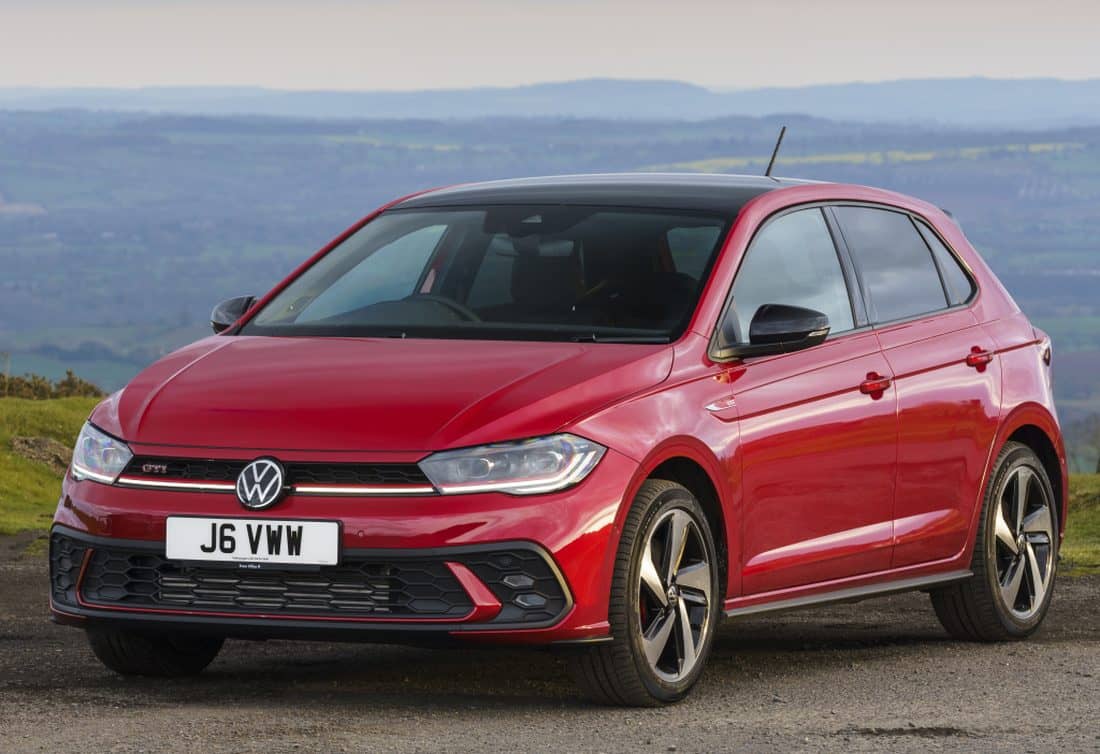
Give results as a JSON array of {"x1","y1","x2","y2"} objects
[{"x1": 915, "y1": 220, "x2": 976, "y2": 306}]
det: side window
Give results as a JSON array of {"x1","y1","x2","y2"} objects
[
  {"x1": 915, "y1": 220, "x2": 975, "y2": 306},
  {"x1": 833, "y1": 206, "x2": 948, "y2": 323},
  {"x1": 730, "y1": 208, "x2": 854, "y2": 342},
  {"x1": 296, "y1": 225, "x2": 445, "y2": 322}
]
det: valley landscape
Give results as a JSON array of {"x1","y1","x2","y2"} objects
[{"x1": 1, "y1": 79, "x2": 1099, "y2": 469}]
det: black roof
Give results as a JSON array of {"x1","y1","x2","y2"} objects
[{"x1": 394, "y1": 173, "x2": 818, "y2": 215}]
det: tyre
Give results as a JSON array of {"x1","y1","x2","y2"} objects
[
  {"x1": 931, "y1": 441, "x2": 1058, "y2": 641},
  {"x1": 87, "y1": 628, "x2": 224, "y2": 677},
  {"x1": 570, "y1": 479, "x2": 721, "y2": 706}
]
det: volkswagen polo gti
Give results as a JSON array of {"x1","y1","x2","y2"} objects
[{"x1": 49, "y1": 174, "x2": 1067, "y2": 705}]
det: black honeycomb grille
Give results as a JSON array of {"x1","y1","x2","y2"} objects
[
  {"x1": 464, "y1": 549, "x2": 569, "y2": 624},
  {"x1": 123, "y1": 457, "x2": 431, "y2": 487},
  {"x1": 49, "y1": 533, "x2": 88, "y2": 607},
  {"x1": 79, "y1": 549, "x2": 471, "y2": 618}
]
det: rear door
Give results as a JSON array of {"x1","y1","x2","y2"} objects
[
  {"x1": 831, "y1": 206, "x2": 1001, "y2": 568},
  {"x1": 729, "y1": 206, "x2": 898, "y2": 595}
]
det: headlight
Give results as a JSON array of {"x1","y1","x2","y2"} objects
[
  {"x1": 419, "y1": 434, "x2": 606, "y2": 495},
  {"x1": 71, "y1": 422, "x2": 133, "y2": 484}
]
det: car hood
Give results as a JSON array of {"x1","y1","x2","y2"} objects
[{"x1": 90, "y1": 335, "x2": 674, "y2": 452}]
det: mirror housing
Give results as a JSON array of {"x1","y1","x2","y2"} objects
[
  {"x1": 713, "y1": 303, "x2": 830, "y2": 360},
  {"x1": 210, "y1": 295, "x2": 256, "y2": 334}
]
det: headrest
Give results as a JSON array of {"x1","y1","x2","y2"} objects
[{"x1": 510, "y1": 238, "x2": 579, "y2": 311}]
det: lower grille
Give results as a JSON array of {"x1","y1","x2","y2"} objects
[
  {"x1": 51, "y1": 531, "x2": 570, "y2": 625},
  {"x1": 80, "y1": 548, "x2": 472, "y2": 618}
]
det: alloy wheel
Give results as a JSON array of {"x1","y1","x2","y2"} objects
[
  {"x1": 993, "y1": 466, "x2": 1055, "y2": 621},
  {"x1": 637, "y1": 508, "x2": 713, "y2": 683}
]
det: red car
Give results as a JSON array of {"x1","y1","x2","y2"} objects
[{"x1": 50, "y1": 174, "x2": 1066, "y2": 705}]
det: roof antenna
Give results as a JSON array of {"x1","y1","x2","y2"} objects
[{"x1": 764, "y1": 125, "x2": 787, "y2": 178}]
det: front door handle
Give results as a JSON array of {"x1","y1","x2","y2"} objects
[
  {"x1": 859, "y1": 372, "x2": 892, "y2": 396},
  {"x1": 966, "y1": 347, "x2": 994, "y2": 369}
]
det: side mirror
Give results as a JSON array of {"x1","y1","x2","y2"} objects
[
  {"x1": 714, "y1": 303, "x2": 830, "y2": 360},
  {"x1": 210, "y1": 295, "x2": 256, "y2": 334}
]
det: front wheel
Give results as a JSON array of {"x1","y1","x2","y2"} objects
[
  {"x1": 569, "y1": 479, "x2": 721, "y2": 706},
  {"x1": 930, "y1": 441, "x2": 1058, "y2": 640},
  {"x1": 87, "y1": 628, "x2": 224, "y2": 677}
]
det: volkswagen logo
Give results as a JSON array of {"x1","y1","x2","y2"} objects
[{"x1": 235, "y1": 458, "x2": 286, "y2": 510}]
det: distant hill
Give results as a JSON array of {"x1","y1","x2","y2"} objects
[{"x1": 2, "y1": 77, "x2": 1100, "y2": 128}]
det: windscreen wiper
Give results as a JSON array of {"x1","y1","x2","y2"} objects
[{"x1": 570, "y1": 333, "x2": 670, "y2": 344}]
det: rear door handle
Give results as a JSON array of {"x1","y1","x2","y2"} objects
[
  {"x1": 859, "y1": 372, "x2": 892, "y2": 395},
  {"x1": 966, "y1": 347, "x2": 994, "y2": 369}
]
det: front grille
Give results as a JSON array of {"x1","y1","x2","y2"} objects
[
  {"x1": 285, "y1": 462, "x2": 430, "y2": 486},
  {"x1": 126, "y1": 457, "x2": 245, "y2": 482},
  {"x1": 52, "y1": 531, "x2": 570, "y2": 625},
  {"x1": 124, "y1": 457, "x2": 431, "y2": 487}
]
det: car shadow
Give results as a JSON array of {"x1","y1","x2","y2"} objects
[{"x1": 80, "y1": 597, "x2": 963, "y2": 710}]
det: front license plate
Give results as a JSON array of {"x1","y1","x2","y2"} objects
[{"x1": 166, "y1": 517, "x2": 339, "y2": 566}]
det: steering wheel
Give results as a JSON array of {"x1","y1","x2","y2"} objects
[
  {"x1": 572, "y1": 278, "x2": 630, "y2": 321},
  {"x1": 408, "y1": 294, "x2": 482, "y2": 322}
]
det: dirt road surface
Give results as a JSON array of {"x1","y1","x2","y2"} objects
[{"x1": 2, "y1": 543, "x2": 1097, "y2": 753}]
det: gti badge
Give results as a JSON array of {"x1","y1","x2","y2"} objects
[{"x1": 235, "y1": 458, "x2": 286, "y2": 510}]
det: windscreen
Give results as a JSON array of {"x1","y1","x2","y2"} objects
[{"x1": 243, "y1": 205, "x2": 729, "y2": 343}]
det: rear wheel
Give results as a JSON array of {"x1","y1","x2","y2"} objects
[
  {"x1": 931, "y1": 442, "x2": 1058, "y2": 640},
  {"x1": 87, "y1": 628, "x2": 224, "y2": 677},
  {"x1": 569, "y1": 479, "x2": 720, "y2": 706}
]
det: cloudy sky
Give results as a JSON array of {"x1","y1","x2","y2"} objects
[{"x1": 1, "y1": 0, "x2": 1098, "y2": 91}]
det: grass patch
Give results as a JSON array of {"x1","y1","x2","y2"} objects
[
  {"x1": 0, "y1": 397, "x2": 98, "y2": 535},
  {"x1": 1064, "y1": 474, "x2": 1100, "y2": 574}
]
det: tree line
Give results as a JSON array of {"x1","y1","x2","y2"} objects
[{"x1": 1, "y1": 371, "x2": 104, "y2": 400}]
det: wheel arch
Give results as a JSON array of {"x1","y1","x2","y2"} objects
[
  {"x1": 648, "y1": 456, "x2": 729, "y2": 595},
  {"x1": 1005, "y1": 425, "x2": 1065, "y2": 536},
  {"x1": 605, "y1": 438, "x2": 738, "y2": 603},
  {"x1": 979, "y1": 403, "x2": 1068, "y2": 543}
]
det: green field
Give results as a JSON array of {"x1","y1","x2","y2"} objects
[
  {"x1": 1065, "y1": 474, "x2": 1100, "y2": 573},
  {"x1": 648, "y1": 141, "x2": 1088, "y2": 173},
  {"x1": 2, "y1": 396, "x2": 1098, "y2": 575},
  {"x1": 0, "y1": 397, "x2": 98, "y2": 534}
]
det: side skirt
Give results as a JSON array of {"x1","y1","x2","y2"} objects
[{"x1": 724, "y1": 570, "x2": 972, "y2": 618}]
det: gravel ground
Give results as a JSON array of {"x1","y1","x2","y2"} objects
[{"x1": 2, "y1": 542, "x2": 1098, "y2": 753}]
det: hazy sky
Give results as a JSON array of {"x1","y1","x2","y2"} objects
[{"x1": 2, "y1": 0, "x2": 1098, "y2": 91}]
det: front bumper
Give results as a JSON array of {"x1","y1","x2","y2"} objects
[{"x1": 49, "y1": 447, "x2": 639, "y2": 645}]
